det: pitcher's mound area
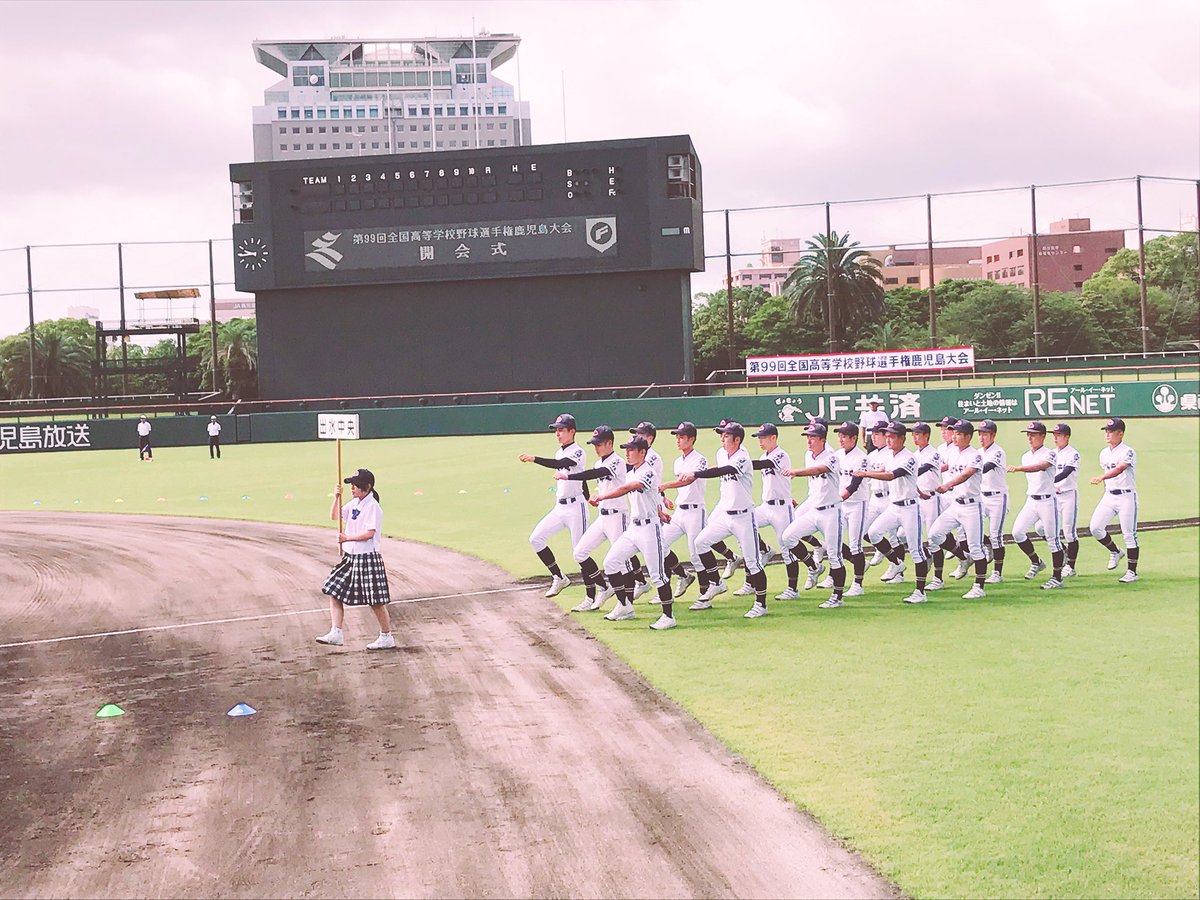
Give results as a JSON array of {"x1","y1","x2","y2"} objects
[{"x1": 0, "y1": 513, "x2": 894, "y2": 899}]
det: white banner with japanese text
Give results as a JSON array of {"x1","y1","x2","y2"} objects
[{"x1": 746, "y1": 346, "x2": 975, "y2": 378}]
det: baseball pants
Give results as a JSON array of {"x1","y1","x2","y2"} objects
[
  {"x1": 981, "y1": 493, "x2": 1009, "y2": 547},
  {"x1": 841, "y1": 501, "x2": 868, "y2": 554},
  {"x1": 781, "y1": 504, "x2": 844, "y2": 568},
  {"x1": 755, "y1": 500, "x2": 795, "y2": 563},
  {"x1": 919, "y1": 493, "x2": 943, "y2": 538},
  {"x1": 696, "y1": 508, "x2": 764, "y2": 575},
  {"x1": 864, "y1": 493, "x2": 893, "y2": 539},
  {"x1": 928, "y1": 497, "x2": 985, "y2": 560},
  {"x1": 604, "y1": 519, "x2": 668, "y2": 586},
  {"x1": 529, "y1": 498, "x2": 589, "y2": 553},
  {"x1": 1055, "y1": 490, "x2": 1079, "y2": 544},
  {"x1": 661, "y1": 504, "x2": 706, "y2": 570},
  {"x1": 868, "y1": 500, "x2": 927, "y2": 563},
  {"x1": 1089, "y1": 491, "x2": 1139, "y2": 549},
  {"x1": 574, "y1": 508, "x2": 629, "y2": 564},
  {"x1": 1011, "y1": 495, "x2": 1062, "y2": 552}
]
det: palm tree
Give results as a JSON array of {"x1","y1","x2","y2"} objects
[
  {"x1": 219, "y1": 319, "x2": 258, "y2": 400},
  {"x1": 782, "y1": 231, "x2": 885, "y2": 351},
  {"x1": 0, "y1": 329, "x2": 92, "y2": 399}
]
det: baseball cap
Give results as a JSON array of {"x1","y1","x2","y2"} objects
[
  {"x1": 1102, "y1": 417, "x2": 1126, "y2": 431},
  {"x1": 978, "y1": 419, "x2": 998, "y2": 433},
  {"x1": 588, "y1": 425, "x2": 615, "y2": 445},
  {"x1": 937, "y1": 416, "x2": 957, "y2": 428},
  {"x1": 835, "y1": 422, "x2": 860, "y2": 436},
  {"x1": 669, "y1": 421, "x2": 697, "y2": 437},
  {"x1": 630, "y1": 421, "x2": 657, "y2": 437},
  {"x1": 1023, "y1": 420, "x2": 1048, "y2": 434},
  {"x1": 620, "y1": 436, "x2": 650, "y2": 451},
  {"x1": 139, "y1": 415, "x2": 147, "y2": 421},
  {"x1": 1051, "y1": 422, "x2": 1072, "y2": 436},
  {"x1": 549, "y1": 414, "x2": 576, "y2": 430},
  {"x1": 871, "y1": 421, "x2": 889, "y2": 433},
  {"x1": 752, "y1": 423, "x2": 779, "y2": 437},
  {"x1": 802, "y1": 422, "x2": 828, "y2": 438},
  {"x1": 883, "y1": 421, "x2": 907, "y2": 436},
  {"x1": 805, "y1": 414, "x2": 833, "y2": 426},
  {"x1": 952, "y1": 418, "x2": 975, "y2": 434},
  {"x1": 210, "y1": 415, "x2": 217, "y2": 421},
  {"x1": 911, "y1": 422, "x2": 932, "y2": 434},
  {"x1": 867, "y1": 399, "x2": 882, "y2": 407},
  {"x1": 343, "y1": 468, "x2": 375, "y2": 489},
  {"x1": 715, "y1": 421, "x2": 746, "y2": 439}
]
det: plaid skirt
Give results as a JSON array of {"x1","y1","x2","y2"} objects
[{"x1": 322, "y1": 551, "x2": 391, "y2": 606}]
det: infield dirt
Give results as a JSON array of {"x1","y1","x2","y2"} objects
[{"x1": 0, "y1": 512, "x2": 895, "y2": 899}]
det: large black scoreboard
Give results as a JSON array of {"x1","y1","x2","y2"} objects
[{"x1": 229, "y1": 135, "x2": 703, "y2": 399}]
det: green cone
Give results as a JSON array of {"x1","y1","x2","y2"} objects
[{"x1": 95, "y1": 704, "x2": 125, "y2": 718}]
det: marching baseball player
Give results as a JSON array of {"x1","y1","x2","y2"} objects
[
  {"x1": 1089, "y1": 417, "x2": 1140, "y2": 583},
  {"x1": 928, "y1": 419, "x2": 989, "y2": 598},
  {"x1": 735, "y1": 424, "x2": 801, "y2": 600},
  {"x1": 863, "y1": 423, "x2": 893, "y2": 568},
  {"x1": 779, "y1": 422, "x2": 848, "y2": 608},
  {"x1": 625, "y1": 422, "x2": 662, "y2": 600},
  {"x1": 821, "y1": 422, "x2": 869, "y2": 597},
  {"x1": 593, "y1": 435, "x2": 678, "y2": 629},
  {"x1": 936, "y1": 415, "x2": 971, "y2": 580},
  {"x1": 857, "y1": 422, "x2": 931, "y2": 603},
  {"x1": 555, "y1": 425, "x2": 625, "y2": 612},
  {"x1": 658, "y1": 422, "x2": 714, "y2": 599},
  {"x1": 1006, "y1": 420, "x2": 1065, "y2": 589},
  {"x1": 1051, "y1": 423, "x2": 1082, "y2": 577},
  {"x1": 912, "y1": 422, "x2": 946, "y2": 591},
  {"x1": 977, "y1": 420, "x2": 1009, "y2": 583},
  {"x1": 519, "y1": 413, "x2": 589, "y2": 597},
  {"x1": 682, "y1": 422, "x2": 769, "y2": 617}
]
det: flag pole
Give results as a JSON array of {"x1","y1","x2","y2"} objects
[{"x1": 336, "y1": 437, "x2": 343, "y2": 554}]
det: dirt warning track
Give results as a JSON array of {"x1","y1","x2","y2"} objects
[{"x1": 0, "y1": 512, "x2": 895, "y2": 899}]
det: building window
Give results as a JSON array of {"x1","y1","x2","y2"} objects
[
  {"x1": 1105, "y1": 247, "x2": 1119, "y2": 253},
  {"x1": 445, "y1": 106, "x2": 455, "y2": 116},
  {"x1": 306, "y1": 143, "x2": 313, "y2": 150},
  {"x1": 277, "y1": 107, "x2": 287, "y2": 119},
  {"x1": 498, "y1": 104, "x2": 507, "y2": 114},
  {"x1": 906, "y1": 276, "x2": 920, "y2": 284},
  {"x1": 290, "y1": 108, "x2": 300, "y2": 119},
  {"x1": 450, "y1": 140, "x2": 457, "y2": 147},
  {"x1": 436, "y1": 124, "x2": 443, "y2": 131},
  {"x1": 422, "y1": 124, "x2": 430, "y2": 131},
  {"x1": 330, "y1": 109, "x2": 340, "y2": 119},
  {"x1": 408, "y1": 107, "x2": 417, "y2": 116},
  {"x1": 485, "y1": 105, "x2": 494, "y2": 115},
  {"x1": 1074, "y1": 281, "x2": 1083, "y2": 289},
  {"x1": 372, "y1": 142, "x2": 379, "y2": 149},
  {"x1": 884, "y1": 277, "x2": 899, "y2": 285},
  {"x1": 278, "y1": 127, "x2": 285, "y2": 135},
  {"x1": 421, "y1": 106, "x2": 430, "y2": 116},
  {"x1": 1073, "y1": 245, "x2": 1082, "y2": 253},
  {"x1": 293, "y1": 143, "x2": 300, "y2": 150},
  {"x1": 500, "y1": 139, "x2": 508, "y2": 146},
  {"x1": 384, "y1": 142, "x2": 390, "y2": 149},
  {"x1": 1016, "y1": 248, "x2": 1024, "y2": 257},
  {"x1": 319, "y1": 143, "x2": 327, "y2": 150},
  {"x1": 333, "y1": 143, "x2": 340, "y2": 150},
  {"x1": 1073, "y1": 264, "x2": 1083, "y2": 271},
  {"x1": 318, "y1": 126, "x2": 326, "y2": 134},
  {"x1": 369, "y1": 107, "x2": 379, "y2": 117},
  {"x1": 1008, "y1": 250, "x2": 1014, "y2": 258},
  {"x1": 487, "y1": 122, "x2": 495, "y2": 130},
  {"x1": 355, "y1": 108, "x2": 365, "y2": 118},
  {"x1": 487, "y1": 139, "x2": 495, "y2": 146},
  {"x1": 371, "y1": 125, "x2": 379, "y2": 132},
  {"x1": 770, "y1": 252, "x2": 784, "y2": 264},
  {"x1": 500, "y1": 122, "x2": 508, "y2": 129},
  {"x1": 409, "y1": 124, "x2": 417, "y2": 132},
  {"x1": 279, "y1": 144, "x2": 287, "y2": 151},
  {"x1": 305, "y1": 126, "x2": 313, "y2": 134},
  {"x1": 460, "y1": 105, "x2": 469, "y2": 115}
]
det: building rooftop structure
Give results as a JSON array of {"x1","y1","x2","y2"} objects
[{"x1": 251, "y1": 35, "x2": 531, "y2": 162}]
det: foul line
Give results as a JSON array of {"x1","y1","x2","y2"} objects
[{"x1": 0, "y1": 584, "x2": 544, "y2": 651}]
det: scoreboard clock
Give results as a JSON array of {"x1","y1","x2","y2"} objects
[{"x1": 229, "y1": 135, "x2": 702, "y2": 292}]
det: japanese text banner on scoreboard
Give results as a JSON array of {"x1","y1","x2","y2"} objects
[{"x1": 746, "y1": 347, "x2": 975, "y2": 378}]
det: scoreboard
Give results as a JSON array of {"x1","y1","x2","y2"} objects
[{"x1": 229, "y1": 135, "x2": 703, "y2": 292}]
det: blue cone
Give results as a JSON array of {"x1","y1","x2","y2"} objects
[{"x1": 227, "y1": 703, "x2": 257, "y2": 717}]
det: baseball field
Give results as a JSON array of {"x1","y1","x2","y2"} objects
[{"x1": 0, "y1": 415, "x2": 1196, "y2": 898}]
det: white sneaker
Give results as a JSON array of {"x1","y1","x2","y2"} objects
[
  {"x1": 673, "y1": 572, "x2": 696, "y2": 598},
  {"x1": 366, "y1": 632, "x2": 396, "y2": 650},
  {"x1": 1024, "y1": 560, "x2": 1045, "y2": 580},
  {"x1": 649, "y1": 614, "x2": 677, "y2": 630},
  {"x1": 1042, "y1": 577, "x2": 1063, "y2": 590},
  {"x1": 868, "y1": 550, "x2": 884, "y2": 567},
  {"x1": 845, "y1": 583, "x2": 865, "y2": 597},
  {"x1": 1107, "y1": 549, "x2": 1125, "y2": 571},
  {"x1": 580, "y1": 595, "x2": 605, "y2": 612},
  {"x1": 632, "y1": 581, "x2": 653, "y2": 601},
  {"x1": 803, "y1": 567, "x2": 822, "y2": 590},
  {"x1": 762, "y1": 549, "x2": 781, "y2": 566},
  {"x1": 882, "y1": 562, "x2": 904, "y2": 582},
  {"x1": 733, "y1": 582, "x2": 755, "y2": 595},
  {"x1": 819, "y1": 596, "x2": 844, "y2": 608},
  {"x1": 1061, "y1": 564, "x2": 1076, "y2": 579},
  {"x1": 816, "y1": 575, "x2": 834, "y2": 589},
  {"x1": 812, "y1": 545, "x2": 827, "y2": 566},
  {"x1": 775, "y1": 587, "x2": 800, "y2": 600},
  {"x1": 603, "y1": 602, "x2": 635, "y2": 621},
  {"x1": 951, "y1": 559, "x2": 970, "y2": 579},
  {"x1": 985, "y1": 571, "x2": 1003, "y2": 585},
  {"x1": 689, "y1": 598, "x2": 713, "y2": 611},
  {"x1": 712, "y1": 578, "x2": 729, "y2": 597},
  {"x1": 881, "y1": 571, "x2": 905, "y2": 585},
  {"x1": 722, "y1": 556, "x2": 743, "y2": 579},
  {"x1": 570, "y1": 598, "x2": 593, "y2": 612},
  {"x1": 315, "y1": 628, "x2": 344, "y2": 646},
  {"x1": 903, "y1": 590, "x2": 928, "y2": 604},
  {"x1": 962, "y1": 584, "x2": 986, "y2": 599},
  {"x1": 597, "y1": 585, "x2": 616, "y2": 604},
  {"x1": 1118, "y1": 570, "x2": 1140, "y2": 583},
  {"x1": 926, "y1": 577, "x2": 945, "y2": 591},
  {"x1": 743, "y1": 603, "x2": 768, "y2": 618},
  {"x1": 545, "y1": 575, "x2": 571, "y2": 598}
]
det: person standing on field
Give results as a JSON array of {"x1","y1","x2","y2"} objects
[
  {"x1": 207, "y1": 416, "x2": 222, "y2": 459},
  {"x1": 317, "y1": 468, "x2": 395, "y2": 650},
  {"x1": 1006, "y1": 420, "x2": 1066, "y2": 589},
  {"x1": 137, "y1": 415, "x2": 153, "y2": 461},
  {"x1": 519, "y1": 414, "x2": 589, "y2": 598},
  {"x1": 1050, "y1": 423, "x2": 1082, "y2": 577},
  {"x1": 1088, "y1": 417, "x2": 1141, "y2": 583}
]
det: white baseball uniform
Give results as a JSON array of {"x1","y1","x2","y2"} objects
[
  {"x1": 1089, "y1": 442, "x2": 1139, "y2": 549},
  {"x1": 838, "y1": 445, "x2": 870, "y2": 554},
  {"x1": 1011, "y1": 445, "x2": 1062, "y2": 551},
  {"x1": 867, "y1": 447, "x2": 926, "y2": 563},
  {"x1": 859, "y1": 408, "x2": 889, "y2": 434},
  {"x1": 573, "y1": 451, "x2": 631, "y2": 564},
  {"x1": 915, "y1": 443, "x2": 944, "y2": 541},
  {"x1": 928, "y1": 444, "x2": 985, "y2": 560},
  {"x1": 695, "y1": 445, "x2": 764, "y2": 575},
  {"x1": 755, "y1": 444, "x2": 794, "y2": 562},
  {"x1": 863, "y1": 444, "x2": 893, "y2": 535},
  {"x1": 780, "y1": 445, "x2": 844, "y2": 568},
  {"x1": 528, "y1": 442, "x2": 589, "y2": 552},
  {"x1": 1054, "y1": 443, "x2": 1082, "y2": 544},
  {"x1": 979, "y1": 441, "x2": 1009, "y2": 547},
  {"x1": 603, "y1": 460, "x2": 668, "y2": 585},
  {"x1": 660, "y1": 448, "x2": 710, "y2": 571}
]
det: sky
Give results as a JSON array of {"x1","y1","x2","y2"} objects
[{"x1": 0, "y1": 0, "x2": 1197, "y2": 336}]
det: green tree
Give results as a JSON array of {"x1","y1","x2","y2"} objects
[
  {"x1": 0, "y1": 318, "x2": 96, "y2": 399},
  {"x1": 936, "y1": 280, "x2": 1034, "y2": 358},
  {"x1": 219, "y1": 318, "x2": 258, "y2": 400},
  {"x1": 782, "y1": 231, "x2": 884, "y2": 351},
  {"x1": 690, "y1": 287, "x2": 772, "y2": 377},
  {"x1": 744, "y1": 293, "x2": 827, "y2": 358}
]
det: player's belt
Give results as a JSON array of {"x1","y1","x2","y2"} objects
[
  {"x1": 982, "y1": 491, "x2": 1004, "y2": 497},
  {"x1": 727, "y1": 508, "x2": 749, "y2": 515},
  {"x1": 814, "y1": 503, "x2": 837, "y2": 511},
  {"x1": 558, "y1": 497, "x2": 579, "y2": 505},
  {"x1": 1107, "y1": 489, "x2": 1132, "y2": 495},
  {"x1": 766, "y1": 499, "x2": 789, "y2": 505},
  {"x1": 632, "y1": 517, "x2": 655, "y2": 526},
  {"x1": 678, "y1": 503, "x2": 702, "y2": 510},
  {"x1": 600, "y1": 508, "x2": 622, "y2": 516},
  {"x1": 1029, "y1": 494, "x2": 1051, "y2": 500},
  {"x1": 892, "y1": 499, "x2": 917, "y2": 507},
  {"x1": 872, "y1": 492, "x2": 887, "y2": 498},
  {"x1": 955, "y1": 497, "x2": 978, "y2": 505}
]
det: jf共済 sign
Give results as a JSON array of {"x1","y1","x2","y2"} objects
[{"x1": 747, "y1": 347, "x2": 975, "y2": 378}]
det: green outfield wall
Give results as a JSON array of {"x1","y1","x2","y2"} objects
[{"x1": 3, "y1": 379, "x2": 1197, "y2": 454}]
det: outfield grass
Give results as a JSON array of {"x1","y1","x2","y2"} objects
[{"x1": 1, "y1": 416, "x2": 1197, "y2": 898}]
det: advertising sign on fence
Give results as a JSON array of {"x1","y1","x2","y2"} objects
[{"x1": 746, "y1": 347, "x2": 975, "y2": 378}]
